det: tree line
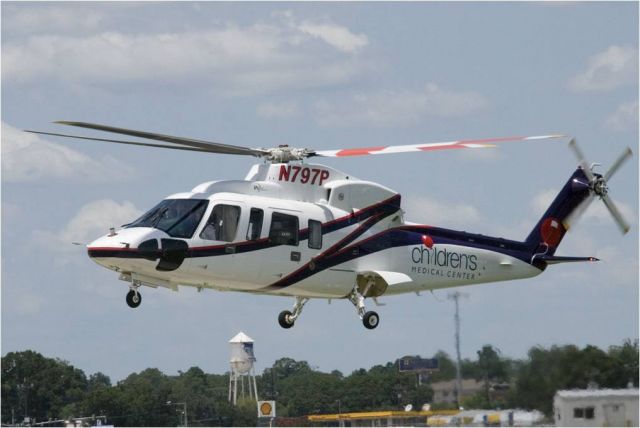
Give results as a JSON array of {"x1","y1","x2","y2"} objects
[{"x1": 1, "y1": 340, "x2": 637, "y2": 426}]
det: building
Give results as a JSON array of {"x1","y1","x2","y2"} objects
[
  {"x1": 553, "y1": 388, "x2": 639, "y2": 427},
  {"x1": 449, "y1": 409, "x2": 544, "y2": 427}
]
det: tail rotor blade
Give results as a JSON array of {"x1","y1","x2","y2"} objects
[
  {"x1": 568, "y1": 138, "x2": 594, "y2": 181},
  {"x1": 601, "y1": 194, "x2": 630, "y2": 234},
  {"x1": 605, "y1": 147, "x2": 633, "y2": 181}
]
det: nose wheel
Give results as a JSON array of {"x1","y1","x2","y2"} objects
[
  {"x1": 362, "y1": 311, "x2": 379, "y2": 329},
  {"x1": 126, "y1": 289, "x2": 142, "y2": 308},
  {"x1": 348, "y1": 287, "x2": 380, "y2": 329}
]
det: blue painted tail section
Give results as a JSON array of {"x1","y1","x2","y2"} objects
[{"x1": 525, "y1": 167, "x2": 592, "y2": 257}]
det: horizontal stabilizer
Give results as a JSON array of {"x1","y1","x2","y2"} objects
[{"x1": 535, "y1": 255, "x2": 599, "y2": 264}]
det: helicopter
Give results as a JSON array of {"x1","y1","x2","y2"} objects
[{"x1": 26, "y1": 122, "x2": 632, "y2": 329}]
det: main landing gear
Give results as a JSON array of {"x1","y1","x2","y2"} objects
[
  {"x1": 277, "y1": 287, "x2": 380, "y2": 330},
  {"x1": 278, "y1": 297, "x2": 308, "y2": 329},
  {"x1": 126, "y1": 285, "x2": 142, "y2": 308}
]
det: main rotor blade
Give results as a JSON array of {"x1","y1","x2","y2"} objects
[
  {"x1": 601, "y1": 194, "x2": 630, "y2": 234},
  {"x1": 312, "y1": 134, "x2": 567, "y2": 158},
  {"x1": 568, "y1": 138, "x2": 594, "y2": 181},
  {"x1": 24, "y1": 130, "x2": 212, "y2": 153},
  {"x1": 605, "y1": 147, "x2": 633, "y2": 181},
  {"x1": 54, "y1": 121, "x2": 268, "y2": 157}
]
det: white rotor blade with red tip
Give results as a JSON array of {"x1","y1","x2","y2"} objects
[
  {"x1": 25, "y1": 121, "x2": 567, "y2": 163},
  {"x1": 313, "y1": 134, "x2": 567, "y2": 158}
]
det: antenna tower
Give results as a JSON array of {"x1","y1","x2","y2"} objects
[{"x1": 447, "y1": 291, "x2": 469, "y2": 408}]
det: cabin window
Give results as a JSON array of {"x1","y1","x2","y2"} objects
[
  {"x1": 308, "y1": 219, "x2": 322, "y2": 249},
  {"x1": 246, "y1": 208, "x2": 264, "y2": 240},
  {"x1": 269, "y1": 212, "x2": 299, "y2": 246},
  {"x1": 573, "y1": 408, "x2": 584, "y2": 418},
  {"x1": 200, "y1": 204, "x2": 241, "y2": 242}
]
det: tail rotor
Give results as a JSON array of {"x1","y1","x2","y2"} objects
[{"x1": 566, "y1": 139, "x2": 632, "y2": 234}]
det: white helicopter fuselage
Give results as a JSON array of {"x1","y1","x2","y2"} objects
[
  {"x1": 28, "y1": 121, "x2": 626, "y2": 329},
  {"x1": 88, "y1": 162, "x2": 542, "y2": 299}
]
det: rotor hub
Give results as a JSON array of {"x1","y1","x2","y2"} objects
[
  {"x1": 592, "y1": 176, "x2": 608, "y2": 197},
  {"x1": 264, "y1": 146, "x2": 314, "y2": 163}
]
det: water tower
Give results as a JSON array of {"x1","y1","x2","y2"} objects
[{"x1": 228, "y1": 331, "x2": 258, "y2": 405}]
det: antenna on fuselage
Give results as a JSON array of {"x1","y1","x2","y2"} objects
[{"x1": 447, "y1": 291, "x2": 469, "y2": 409}]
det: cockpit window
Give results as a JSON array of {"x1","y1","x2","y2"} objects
[{"x1": 126, "y1": 199, "x2": 208, "y2": 239}]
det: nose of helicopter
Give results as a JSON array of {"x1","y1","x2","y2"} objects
[{"x1": 87, "y1": 228, "x2": 164, "y2": 271}]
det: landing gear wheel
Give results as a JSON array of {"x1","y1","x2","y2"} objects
[
  {"x1": 362, "y1": 311, "x2": 379, "y2": 329},
  {"x1": 126, "y1": 289, "x2": 141, "y2": 308},
  {"x1": 278, "y1": 310, "x2": 295, "y2": 329}
]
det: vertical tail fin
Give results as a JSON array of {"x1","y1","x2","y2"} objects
[{"x1": 525, "y1": 167, "x2": 592, "y2": 256}]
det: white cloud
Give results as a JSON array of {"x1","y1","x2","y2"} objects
[
  {"x1": 1, "y1": 202, "x2": 22, "y2": 225},
  {"x1": 2, "y1": 4, "x2": 105, "y2": 36},
  {"x1": 257, "y1": 101, "x2": 300, "y2": 119},
  {"x1": 2, "y1": 15, "x2": 370, "y2": 95},
  {"x1": 580, "y1": 199, "x2": 636, "y2": 227},
  {"x1": 298, "y1": 21, "x2": 368, "y2": 53},
  {"x1": 569, "y1": 45, "x2": 638, "y2": 92},
  {"x1": 315, "y1": 83, "x2": 488, "y2": 127},
  {"x1": 402, "y1": 196, "x2": 482, "y2": 229},
  {"x1": 31, "y1": 199, "x2": 142, "y2": 259},
  {"x1": 604, "y1": 100, "x2": 639, "y2": 131},
  {"x1": 1, "y1": 122, "x2": 135, "y2": 183},
  {"x1": 557, "y1": 229, "x2": 638, "y2": 288},
  {"x1": 58, "y1": 199, "x2": 142, "y2": 245},
  {"x1": 531, "y1": 188, "x2": 558, "y2": 214},
  {"x1": 11, "y1": 290, "x2": 46, "y2": 316},
  {"x1": 2, "y1": 29, "x2": 274, "y2": 82}
]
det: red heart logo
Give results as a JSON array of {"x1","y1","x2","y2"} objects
[{"x1": 422, "y1": 235, "x2": 434, "y2": 248}]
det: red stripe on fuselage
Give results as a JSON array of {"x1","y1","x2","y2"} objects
[{"x1": 86, "y1": 246, "x2": 138, "y2": 252}]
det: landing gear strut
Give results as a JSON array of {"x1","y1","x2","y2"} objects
[
  {"x1": 126, "y1": 286, "x2": 141, "y2": 308},
  {"x1": 278, "y1": 297, "x2": 308, "y2": 329},
  {"x1": 348, "y1": 287, "x2": 379, "y2": 329}
]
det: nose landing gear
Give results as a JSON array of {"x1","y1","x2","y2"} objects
[
  {"x1": 126, "y1": 286, "x2": 142, "y2": 308},
  {"x1": 348, "y1": 286, "x2": 380, "y2": 329},
  {"x1": 362, "y1": 311, "x2": 380, "y2": 329}
]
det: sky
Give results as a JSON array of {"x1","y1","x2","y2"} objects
[{"x1": 1, "y1": 2, "x2": 638, "y2": 383}]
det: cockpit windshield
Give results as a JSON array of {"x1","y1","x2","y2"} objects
[{"x1": 126, "y1": 199, "x2": 209, "y2": 239}]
